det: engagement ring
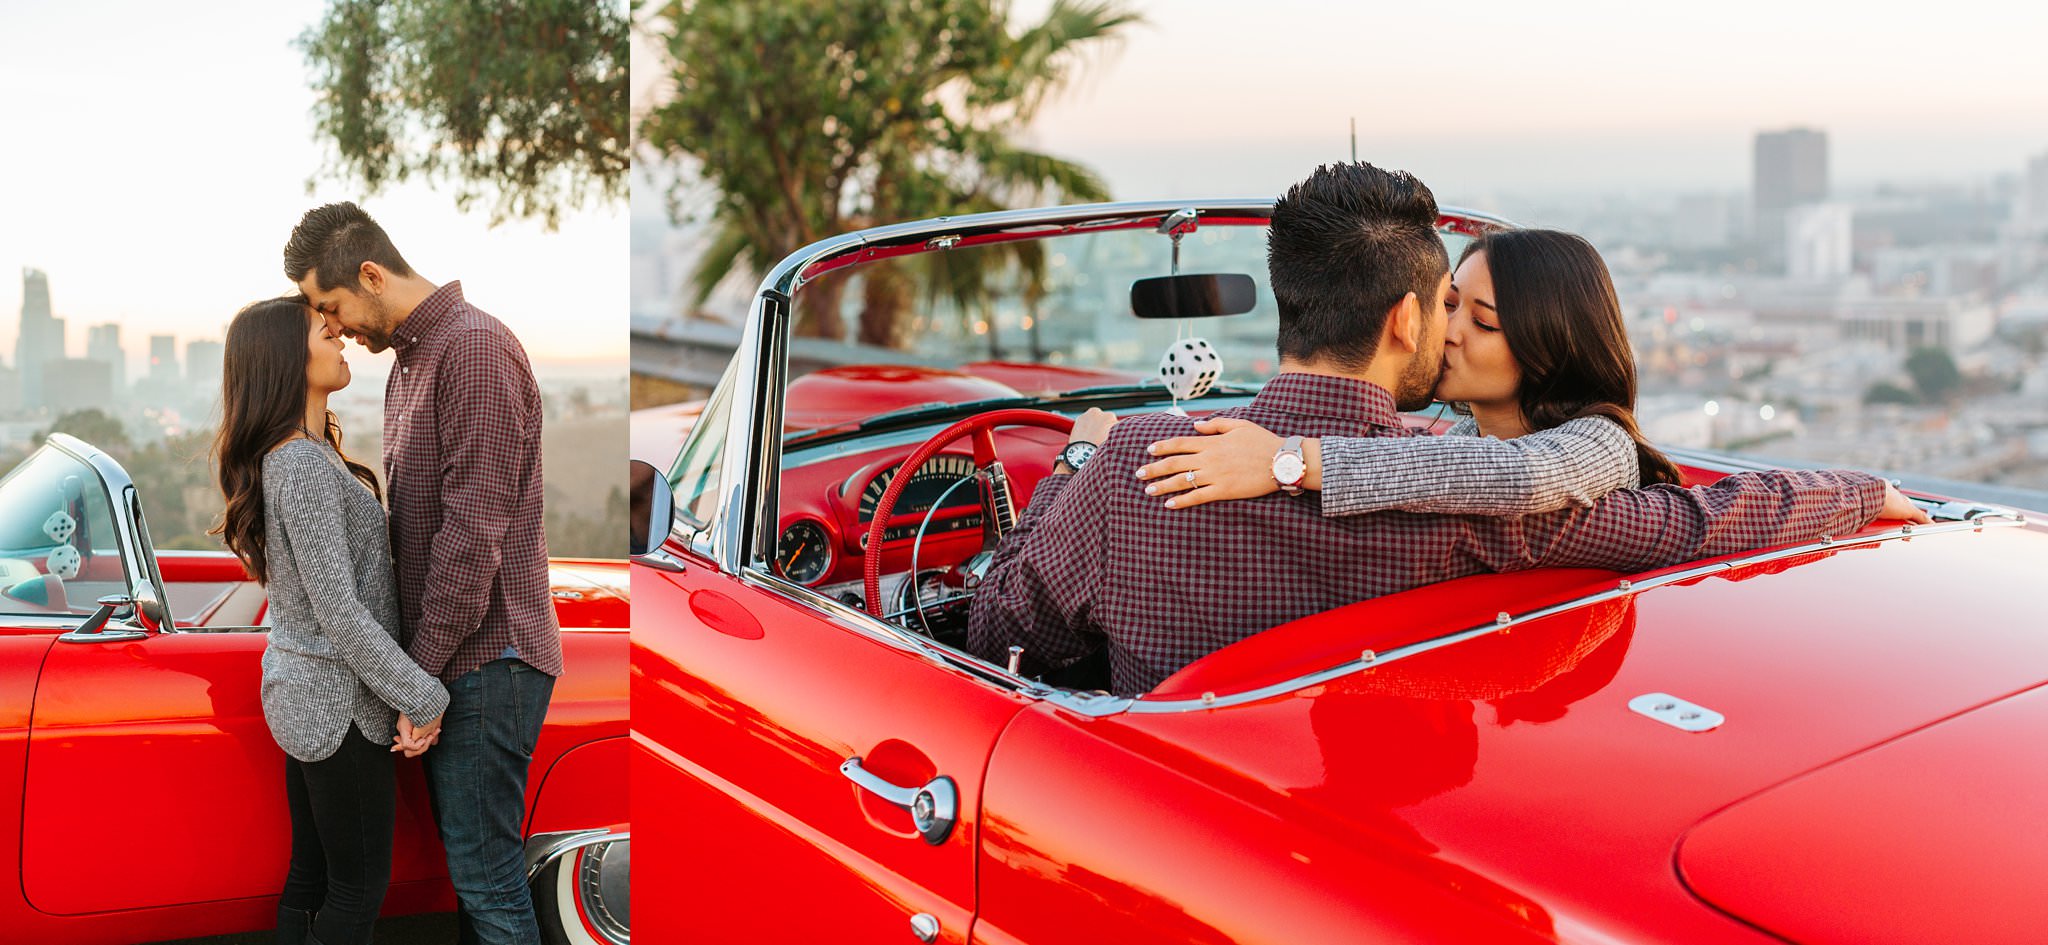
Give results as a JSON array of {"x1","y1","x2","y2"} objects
[{"x1": 1184, "y1": 471, "x2": 1196, "y2": 483}]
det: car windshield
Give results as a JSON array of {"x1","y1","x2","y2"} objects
[
  {"x1": 0, "y1": 444, "x2": 130, "y2": 616},
  {"x1": 773, "y1": 219, "x2": 1481, "y2": 435}
]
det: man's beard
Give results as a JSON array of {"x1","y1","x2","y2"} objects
[
  {"x1": 1391, "y1": 319, "x2": 1444, "y2": 411},
  {"x1": 354, "y1": 296, "x2": 398, "y2": 353},
  {"x1": 1392, "y1": 354, "x2": 1440, "y2": 411}
]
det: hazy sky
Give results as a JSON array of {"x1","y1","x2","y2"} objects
[
  {"x1": 1008, "y1": 0, "x2": 2048, "y2": 202},
  {"x1": 0, "y1": 1, "x2": 626, "y2": 374}
]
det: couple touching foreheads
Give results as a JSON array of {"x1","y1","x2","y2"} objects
[
  {"x1": 210, "y1": 204, "x2": 556, "y2": 945},
  {"x1": 968, "y1": 162, "x2": 1929, "y2": 695}
]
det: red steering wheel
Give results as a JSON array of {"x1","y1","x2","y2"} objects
[{"x1": 862, "y1": 409, "x2": 1075, "y2": 619}]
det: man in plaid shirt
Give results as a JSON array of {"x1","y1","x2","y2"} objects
[
  {"x1": 968, "y1": 164, "x2": 1916, "y2": 697},
  {"x1": 288, "y1": 203, "x2": 559, "y2": 945}
]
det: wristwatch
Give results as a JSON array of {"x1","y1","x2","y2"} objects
[
  {"x1": 1271, "y1": 435, "x2": 1306, "y2": 496},
  {"x1": 1059, "y1": 440, "x2": 1098, "y2": 473}
]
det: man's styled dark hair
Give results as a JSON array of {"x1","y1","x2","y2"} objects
[
  {"x1": 283, "y1": 202, "x2": 414, "y2": 292},
  {"x1": 1268, "y1": 163, "x2": 1447, "y2": 369}
]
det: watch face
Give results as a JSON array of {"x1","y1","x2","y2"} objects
[
  {"x1": 1062, "y1": 441, "x2": 1097, "y2": 469},
  {"x1": 1273, "y1": 452, "x2": 1306, "y2": 485}
]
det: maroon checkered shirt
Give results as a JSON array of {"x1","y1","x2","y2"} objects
[
  {"x1": 968, "y1": 373, "x2": 1884, "y2": 696},
  {"x1": 384, "y1": 281, "x2": 562, "y2": 682}
]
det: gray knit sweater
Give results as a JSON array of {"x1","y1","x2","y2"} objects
[
  {"x1": 1319, "y1": 415, "x2": 1642, "y2": 517},
  {"x1": 259, "y1": 438, "x2": 449, "y2": 763}
]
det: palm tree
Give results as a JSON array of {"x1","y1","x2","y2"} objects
[{"x1": 646, "y1": 0, "x2": 1137, "y2": 346}]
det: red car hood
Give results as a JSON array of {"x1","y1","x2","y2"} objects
[
  {"x1": 1126, "y1": 519, "x2": 2048, "y2": 942},
  {"x1": 1677, "y1": 682, "x2": 2048, "y2": 945}
]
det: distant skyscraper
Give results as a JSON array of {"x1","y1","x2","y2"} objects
[
  {"x1": 1753, "y1": 128, "x2": 1830, "y2": 265},
  {"x1": 148, "y1": 334, "x2": 179, "y2": 385},
  {"x1": 15, "y1": 268, "x2": 68, "y2": 410},
  {"x1": 185, "y1": 339, "x2": 225, "y2": 392},
  {"x1": 86, "y1": 323, "x2": 126, "y2": 393},
  {"x1": 2020, "y1": 152, "x2": 2048, "y2": 236},
  {"x1": 43, "y1": 358, "x2": 112, "y2": 415},
  {"x1": 1786, "y1": 203, "x2": 1854, "y2": 281}
]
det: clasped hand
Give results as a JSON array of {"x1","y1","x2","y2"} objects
[{"x1": 392, "y1": 712, "x2": 443, "y2": 757}]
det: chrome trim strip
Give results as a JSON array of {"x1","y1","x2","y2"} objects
[
  {"x1": 524, "y1": 828, "x2": 621, "y2": 882},
  {"x1": 735, "y1": 566, "x2": 1037, "y2": 691},
  {"x1": 692, "y1": 200, "x2": 1509, "y2": 577},
  {"x1": 1112, "y1": 516, "x2": 2027, "y2": 716}
]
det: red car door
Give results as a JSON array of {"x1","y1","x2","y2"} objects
[
  {"x1": 634, "y1": 557, "x2": 1030, "y2": 945},
  {"x1": 23, "y1": 628, "x2": 451, "y2": 915},
  {"x1": 8, "y1": 435, "x2": 448, "y2": 917}
]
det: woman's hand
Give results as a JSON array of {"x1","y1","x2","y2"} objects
[
  {"x1": 1137, "y1": 417, "x2": 1310, "y2": 509},
  {"x1": 393, "y1": 712, "x2": 442, "y2": 758}
]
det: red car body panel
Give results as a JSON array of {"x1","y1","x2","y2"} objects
[
  {"x1": 631, "y1": 559, "x2": 1030, "y2": 945},
  {"x1": 0, "y1": 556, "x2": 627, "y2": 945},
  {"x1": 634, "y1": 201, "x2": 2048, "y2": 941}
]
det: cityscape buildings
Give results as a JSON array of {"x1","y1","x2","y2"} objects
[{"x1": 1753, "y1": 128, "x2": 1830, "y2": 268}]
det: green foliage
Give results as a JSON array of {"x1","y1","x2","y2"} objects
[
  {"x1": 1904, "y1": 346, "x2": 1962, "y2": 404},
  {"x1": 38, "y1": 409, "x2": 131, "y2": 451},
  {"x1": 1863, "y1": 381, "x2": 1920, "y2": 406},
  {"x1": 301, "y1": 0, "x2": 630, "y2": 228},
  {"x1": 641, "y1": 0, "x2": 1136, "y2": 343}
]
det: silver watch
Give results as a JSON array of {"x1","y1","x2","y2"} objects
[
  {"x1": 1060, "y1": 440, "x2": 1098, "y2": 471},
  {"x1": 1271, "y1": 435, "x2": 1306, "y2": 496}
]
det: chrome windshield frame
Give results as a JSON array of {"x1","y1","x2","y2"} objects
[{"x1": 671, "y1": 198, "x2": 1521, "y2": 705}]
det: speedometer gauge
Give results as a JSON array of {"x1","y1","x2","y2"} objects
[
  {"x1": 775, "y1": 520, "x2": 833, "y2": 585},
  {"x1": 858, "y1": 454, "x2": 981, "y2": 521}
]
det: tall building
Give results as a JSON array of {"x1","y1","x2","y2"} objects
[
  {"x1": 148, "y1": 334, "x2": 179, "y2": 384},
  {"x1": 15, "y1": 268, "x2": 68, "y2": 410},
  {"x1": 42, "y1": 358, "x2": 112, "y2": 415},
  {"x1": 1753, "y1": 128, "x2": 1830, "y2": 265},
  {"x1": 86, "y1": 323, "x2": 126, "y2": 394},
  {"x1": 2020, "y1": 151, "x2": 2048, "y2": 236},
  {"x1": 185, "y1": 339, "x2": 225, "y2": 392},
  {"x1": 1787, "y1": 203, "x2": 1854, "y2": 281}
]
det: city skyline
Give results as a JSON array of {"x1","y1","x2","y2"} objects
[
  {"x1": 993, "y1": 0, "x2": 2048, "y2": 200},
  {"x1": 0, "y1": 1, "x2": 627, "y2": 366}
]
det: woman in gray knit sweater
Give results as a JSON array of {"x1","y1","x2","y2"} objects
[
  {"x1": 212, "y1": 296, "x2": 449, "y2": 945},
  {"x1": 1134, "y1": 230, "x2": 1683, "y2": 513}
]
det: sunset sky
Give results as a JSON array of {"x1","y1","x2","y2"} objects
[
  {"x1": 1010, "y1": 0, "x2": 2048, "y2": 201},
  {"x1": 0, "y1": 0, "x2": 627, "y2": 375}
]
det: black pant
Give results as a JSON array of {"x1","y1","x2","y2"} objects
[{"x1": 279, "y1": 724, "x2": 395, "y2": 945}]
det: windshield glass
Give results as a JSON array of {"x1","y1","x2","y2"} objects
[
  {"x1": 774, "y1": 219, "x2": 1480, "y2": 434},
  {"x1": 0, "y1": 444, "x2": 130, "y2": 616}
]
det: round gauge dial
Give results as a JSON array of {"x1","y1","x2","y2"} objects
[
  {"x1": 775, "y1": 520, "x2": 833, "y2": 585},
  {"x1": 858, "y1": 453, "x2": 981, "y2": 522}
]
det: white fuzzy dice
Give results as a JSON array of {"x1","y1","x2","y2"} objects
[
  {"x1": 47, "y1": 545, "x2": 81, "y2": 580},
  {"x1": 43, "y1": 510, "x2": 76, "y2": 544},
  {"x1": 1158, "y1": 337, "x2": 1222, "y2": 401}
]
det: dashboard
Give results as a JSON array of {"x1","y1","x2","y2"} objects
[{"x1": 770, "y1": 426, "x2": 1068, "y2": 611}]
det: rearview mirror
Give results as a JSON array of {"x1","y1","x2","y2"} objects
[{"x1": 1130, "y1": 273, "x2": 1258, "y2": 319}]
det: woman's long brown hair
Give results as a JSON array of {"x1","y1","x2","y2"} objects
[
  {"x1": 1457, "y1": 230, "x2": 1684, "y2": 486},
  {"x1": 210, "y1": 297, "x2": 381, "y2": 582}
]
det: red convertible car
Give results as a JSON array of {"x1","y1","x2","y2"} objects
[
  {"x1": 0, "y1": 434, "x2": 628, "y2": 945},
  {"x1": 630, "y1": 200, "x2": 2047, "y2": 944}
]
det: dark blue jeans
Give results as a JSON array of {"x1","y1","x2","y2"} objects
[{"x1": 424, "y1": 658, "x2": 555, "y2": 945}]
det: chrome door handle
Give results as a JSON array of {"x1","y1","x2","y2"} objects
[{"x1": 839, "y1": 756, "x2": 958, "y2": 845}]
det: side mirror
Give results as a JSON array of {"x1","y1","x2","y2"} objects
[
  {"x1": 1130, "y1": 273, "x2": 1258, "y2": 319},
  {"x1": 629, "y1": 460, "x2": 677, "y2": 560},
  {"x1": 58, "y1": 593, "x2": 151, "y2": 644}
]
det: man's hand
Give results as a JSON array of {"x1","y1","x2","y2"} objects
[
  {"x1": 1879, "y1": 481, "x2": 1933, "y2": 524},
  {"x1": 393, "y1": 712, "x2": 443, "y2": 758},
  {"x1": 1070, "y1": 408, "x2": 1117, "y2": 448}
]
